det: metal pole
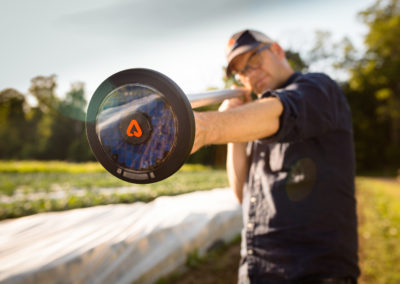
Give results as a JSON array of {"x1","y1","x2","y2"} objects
[{"x1": 187, "y1": 89, "x2": 247, "y2": 108}]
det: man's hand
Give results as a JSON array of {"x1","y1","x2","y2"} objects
[
  {"x1": 219, "y1": 87, "x2": 251, "y2": 204},
  {"x1": 191, "y1": 87, "x2": 251, "y2": 154}
]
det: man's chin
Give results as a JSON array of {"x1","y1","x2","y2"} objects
[{"x1": 254, "y1": 80, "x2": 273, "y2": 95}]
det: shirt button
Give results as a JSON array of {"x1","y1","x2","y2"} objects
[
  {"x1": 250, "y1": 197, "x2": 256, "y2": 203},
  {"x1": 248, "y1": 249, "x2": 253, "y2": 255},
  {"x1": 247, "y1": 223, "x2": 254, "y2": 230}
]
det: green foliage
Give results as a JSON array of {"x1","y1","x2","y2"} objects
[
  {"x1": 286, "y1": 50, "x2": 308, "y2": 72},
  {"x1": 29, "y1": 75, "x2": 58, "y2": 112},
  {"x1": 187, "y1": 145, "x2": 217, "y2": 165},
  {"x1": 0, "y1": 76, "x2": 92, "y2": 161},
  {"x1": 0, "y1": 161, "x2": 228, "y2": 220},
  {"x1": 0, "y1": 89, "x2": 27, "y2": 159},
  {"x1": 0, "y1": 193, "x2": 155, "y2": 220},
  {"x1": 306, "y1": 0, "x2": 400, "y2": 172},
  {"x1": 347, "y1": 0, "x2": 400, "y2": 171},
  {"x1": 44, "y1": 81, "x2": 91, "y2": 160}
]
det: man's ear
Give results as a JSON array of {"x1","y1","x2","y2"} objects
[{"x1": 270, "y1": 42, "x2": 286, "y2": 59}]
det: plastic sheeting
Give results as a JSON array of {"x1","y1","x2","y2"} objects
[{"x1": 0, "y1": 188, "x2": 242, "y2": 284}]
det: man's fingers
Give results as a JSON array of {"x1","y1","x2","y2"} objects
[
  {"x1": 219, "y1": 98, "x2": 243, "y2": 112},
  {"x1": 231, "y1": 85, "x2": 252, "y2": 102}
]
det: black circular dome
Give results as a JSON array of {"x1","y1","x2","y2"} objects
[{"x1": 86, "y1": 68, "x2": 195, "y2": 184}]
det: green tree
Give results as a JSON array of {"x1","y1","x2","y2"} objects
[
  {"x1": 357, "y1": 0, "x2": 400, "y2": 143},
  {"x1": 60, "y1": 82, "x2": 93, "y2": 161},
  {"x1": 348, "y1": 0, "x2": 400, "y2": 170},
  {"x1": 29, "y1": 75, "x2": 58, "y2": 112},
  {"x1": 304, "y1": 1, "x2": 400, "y2": 172},
  {"x1": 0, "y1": 88, "x2": 27, "y2": 158},
  {"x1": 27, "y1": 75, "x2": 59, "y2": 159},
  {"x1": 44, "y1": 82, "x2": 93, "y2": 161},
  {"x1": 286, "y1": 50, "x2": 309, "y2": 73}
]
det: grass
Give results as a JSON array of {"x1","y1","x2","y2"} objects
[
  {"x1": 0, "y1": 161, "x2": 223, "y2": 195},
  {"x1": 0, "y1": 160, "x2": 228, "y2": 220},
  {"x1": 0, "y1": 160, "x2": 105, "y2": 173},
  {"x1": 0, "y1": 172, "x2": 122, "y2": 196},
  {"x1": 356, "y1": 177, "x2": 400, "y2": 284},
  {"x1": 0, "y1": 160, "x2": 209, "y2": 174}
]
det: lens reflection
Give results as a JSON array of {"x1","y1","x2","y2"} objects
[{"x1": 96, "y1": 84, "x2": 177, "y2": 171}]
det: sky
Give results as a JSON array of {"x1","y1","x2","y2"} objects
[{"x1": 0, "y1": 0, "x2": 374, "y2": 103}]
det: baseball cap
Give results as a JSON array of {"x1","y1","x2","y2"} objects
[{"x1": 225, "y1": 29, "x2": 273, "y2": 76}]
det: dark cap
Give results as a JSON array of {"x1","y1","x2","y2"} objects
[{"x1": 225, "y1": 29, "x2": 273, "y2": 76}]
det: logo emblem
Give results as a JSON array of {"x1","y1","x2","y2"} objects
[{"x1": 126, "y1": 119, "x2": 142, "y2": 138}]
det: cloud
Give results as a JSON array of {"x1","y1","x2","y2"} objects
[{"x1": 55, "y1": 0, "x2": 273, "y2": 38}]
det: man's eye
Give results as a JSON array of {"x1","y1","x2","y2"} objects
[{"x1": 249, "y1": 55, "x2": 258, "y2": 65}]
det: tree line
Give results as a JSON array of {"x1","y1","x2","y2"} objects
[
  {"x1": 0, "y1": 77, "x2": 92, "y2": 161},
  {"x1": 0, "y1": 0, "x2": 399, "y2": 173}
]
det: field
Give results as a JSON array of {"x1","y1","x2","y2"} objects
[
  {"x1": 0, "y1": 161, "x2": 228, "y2": 220},
  {"x1": 356, "y1": 177, "x2": 400, "y2": 283},
  {"x1": 0, "y1": 161, "x2": 399, "y2": 282}
]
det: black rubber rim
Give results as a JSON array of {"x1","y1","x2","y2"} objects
[{"x1": 86, "y1": 68, "x2": 195, "y2": 184}]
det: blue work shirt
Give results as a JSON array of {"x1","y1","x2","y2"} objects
[{"x1": 240, "y1": 72, "x2": 360, "y2": 282}]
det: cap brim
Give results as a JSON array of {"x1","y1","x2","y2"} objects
[{"x1": 226, "y1": 42, "x2": 260, "y2": 77}]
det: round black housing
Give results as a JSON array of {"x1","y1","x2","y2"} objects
[{"x1": 86, "y1": 68, "x2": 195, "y2": 184}]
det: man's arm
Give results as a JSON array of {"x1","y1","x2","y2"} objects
[
  {"x1": 227, "y1": 142, "x2": 248, "y2": 203},
  {"x1": 191, "y1": 95, "x2": 283, "y2": 203},
  {"x1": 192, "y1": 96, "x2": 283, "y2": 152}
]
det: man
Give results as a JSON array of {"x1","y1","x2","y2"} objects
[{"x1": 192, "y1": 30, "x2": 360, "y2": 283}]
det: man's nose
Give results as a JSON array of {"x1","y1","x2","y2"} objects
[{"x1": 246, "y1": 68, "x2": 259, "y2": 81}]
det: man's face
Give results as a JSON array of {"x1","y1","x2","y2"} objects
[{"x1": 230, "y1": 43, "x2": 285, "y2": 95}]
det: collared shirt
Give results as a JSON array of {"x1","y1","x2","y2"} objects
[{"x1": 240, "y1": 72, "x2": 360, "y2": 283}]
